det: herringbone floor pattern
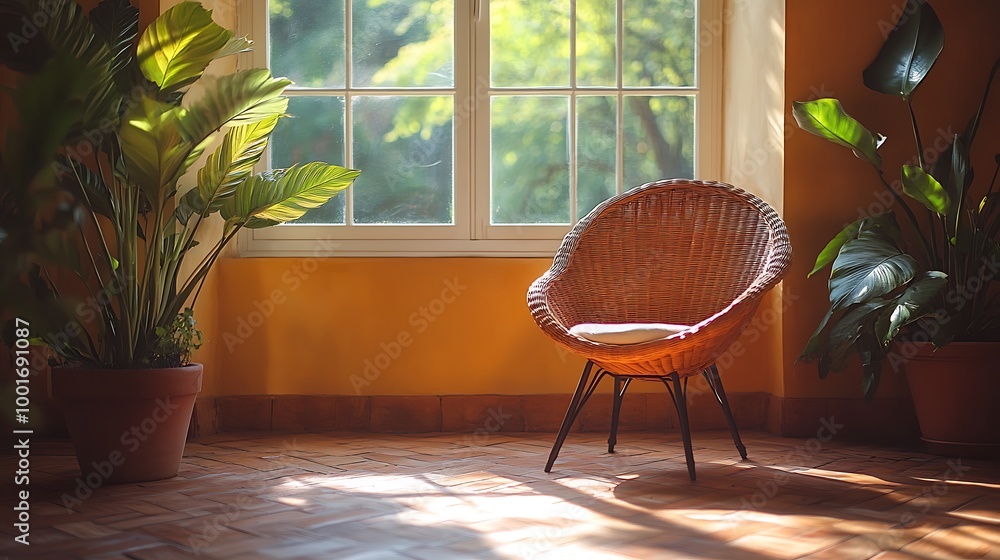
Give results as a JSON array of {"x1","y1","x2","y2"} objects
[{"x1": 2, "y1": 431, "x2": 999, "y2": 559}]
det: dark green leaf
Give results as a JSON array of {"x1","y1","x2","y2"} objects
[
  {"x1": 858, "y1": 333, "x2": 887, "y2": 400},
  {"x1": 808, "y1": 213, "x2": 901, "y2": 278},
  {"x1": 827, "y1": 300, "x2": 892, "y2": 373},
  {"x1": 800, "y1": 309, "x2": 833, "y2": 365},
  {"x1": 55, "y1": 155, "x2": 114, "y2": 220},
  {"x1": 862, "y1": 0, "x2": 944, "y2": 98},
  {"x1": 861, "y1": 358, "x2": 883, "y2": 400},
  {"x1": 859, "y1": 212, "x2": 903, "y2": 242},
  {"x1": 830, "y1": 235, "x2": 918, "y2": 311},
  {"x1": 90, "y1": 0, "x2": 139, "y2": 89},
  {"x1": 810, "y1": 221, "x2": 862, "y2": 278},
  {"x1": 175, "y1": 188, "x2": 204, "y2": 225},
  {"x1": 38, "y1": 0, "x2": 118, "y2": 130},
  {"x1": 792, "y1": 99, "x2": 883, "y2": 168},
  {"x1": 880, "y1": 271, "x2": 948, "y2": 342},
  {"x1": 945, "y1": 135, "x2": 970, "y2": 231}
]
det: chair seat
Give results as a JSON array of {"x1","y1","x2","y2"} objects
[{"x1": 569, "y1": 323, "x2": 692, "y2": 345}]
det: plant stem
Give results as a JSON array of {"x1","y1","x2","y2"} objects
[
  {"x1": 968, "y1": 57, "x2": 1000, "y2": 148},
  {"x1": 907, "y1": 99, "x2": 926, "y2": 170},
  {"x1": 927, "y1": 210, "x2": 940, "y2": 268},
  {"x1": 876, "y1": 171, "x2": 934, "y2": 263},
  {"x1": 986, "y1": 159, "x2": 1000, "y2": 201}
]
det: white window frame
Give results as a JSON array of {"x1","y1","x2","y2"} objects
[{"x1": 237, "y1": 0, "x2": 722, "y2": 257}]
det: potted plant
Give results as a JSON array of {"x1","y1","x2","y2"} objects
[
  {"x1": 793, "y1": 0, "x2": 1000, "y2": 453},
  {"x1": 0, "y1": 0, "x2": 358, "y2": 483}
]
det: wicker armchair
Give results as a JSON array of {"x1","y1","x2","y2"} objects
[{"x1": 528, "y1": 179, "x2": 792, "y2": 480}]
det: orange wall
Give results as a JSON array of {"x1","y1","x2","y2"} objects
[
  {"x1": 207, "y1": 258, "x2": 782, "y2": 396},
  {"x1": 783, "y1": 0, "x2": 1000, "y2": 398}
]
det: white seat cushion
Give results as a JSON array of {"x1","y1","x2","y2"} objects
[{"x1": 569, "y1": 323, "x2": 692, "y2": 345}]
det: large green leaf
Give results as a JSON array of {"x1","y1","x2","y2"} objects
[
  {"x1": 177, "y1": 69, "x2": 291, "y2": 145},
  {"x1": 221, "y1": 163, "x2": 359, "y2": 230},
  {"x1": 39, "y1": 0, "x2": 118, "y2": 129},
  {"x1": 175, "y1": 188, "x2": 204, "y2": 225},
  {"x1": 55, "y1": 154, "x2": 114, "y2": 221},
  {"x1": 901, "y1": 165, "x2": 950, "y2": 214},
  {"x1": 792, "y1": 99, "x2": 884, "y2": 169},
  {"x1": 829, "y1": 235, "x2": 918, "y2": 311},
  {"x1": 826, "y1": 300, "x2": 892, "y2": 374},
  {"x1": 800, "y1": 309, "x2": 833, "y2": 365},
  {"x1": 137, "y1": 1, "x2": 232, "y2": 92},
  {"x1": 947, "y1": 136, "x2": 970, "y2": 231},
  {"x1": 90, "y1": 0, "x2": 139, "y2": 89},
  {"x1": 810, "y1": 221, "x2": 861, "y2": 279},
  {"x1": 862, "y1": 0, "x2": 943, "y2": 98},
  {"x1": 119, "y1": 95, "x2": 193, "y2": 204},
  {"x1": 858, "y1": 333, "x2": 886, "y2": 401},
  {"x1": 195, "y1": 115, "x2": 280, "y2": 213},
  {"x1": 808, "y1": 213, "x2": 901, "y2": 278},
  {"x1": 878, "y1": 271, "x2": 948, "y2": 342}
]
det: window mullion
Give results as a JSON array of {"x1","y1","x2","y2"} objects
[
  {"x1": 454, "y1": 0, "x2": 475, "y2": 239},
  {"x1": 473, "y1": 0, "x2": 491, "y2": 239},
  {"x1": 569, "y1": 0, "x2": 578, "y2": 221},
  {"x1": 615, "y1": 0, "x2": 624, "y2": 195},
  {"x1": 345, "y1": 0, "x2": 355, "y2": 226}
]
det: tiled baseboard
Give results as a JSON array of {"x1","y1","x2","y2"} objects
[{"x1": 190, "y1": 392, "x2": 921, "y2": 444}]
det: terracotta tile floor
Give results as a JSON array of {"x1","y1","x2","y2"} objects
[{"x1": 2, "y1": 431, "x2": 1000, "y2": 559}]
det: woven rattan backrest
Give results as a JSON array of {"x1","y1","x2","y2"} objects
[{"x1": 545, "y1": 180, "x2": 781, "y2": 327}]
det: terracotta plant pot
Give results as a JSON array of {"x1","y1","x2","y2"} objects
[
  {"x1": 51, "y1": 364, "x2": 203, "y2": 484},
  {"x1": 903, "y1": 342, "x2": 1000, "y2": 456}
]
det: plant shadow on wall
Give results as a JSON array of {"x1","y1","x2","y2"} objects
[
  {"x1": 0, "y1": 0, "x2": 358, "y2": 481},
  {"x1": 793, "y1": 0, "x2": 1000, "y2": 400}
]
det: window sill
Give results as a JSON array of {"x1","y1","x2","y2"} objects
[{"x1": 238, "y1": 234, "x2": 563, "y2": 258}]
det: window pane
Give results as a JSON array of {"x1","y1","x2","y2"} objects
[
  {"x1": 623, "y1": 95, "x2": 694, "y2": 188},
  {"x1": 577, "y1": 96, "x2": 617, "y2": 219},
  {"x1": 491, "y1": 0, "x2": 570, "y2": 87},
  {"x1": 269, "y1": 0, "x2": 346, "y2": 88},
  {"x1": 272, "y1": 96, "x2": 347, "y2": 224},
  {"x1": 577, "y1": 0, "x2": 617, "y2": 87},
  {"x1": 623, "y1": 0, "x2": 696, "y2": 87},
  {"x1": 353, "y1": 0, "x2": 454, "y2": 87},
  {"x1": 491, "y1": 96, "x2": 570, "y2": 224},
  {"x1": 353, "y1": 96, "x2": 454, "y2": 224}
]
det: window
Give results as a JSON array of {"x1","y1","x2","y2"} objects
[{"x1": 238, "y1": 0, "x2": 721, "y2": 256}]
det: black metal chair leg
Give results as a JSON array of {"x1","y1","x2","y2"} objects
[
  {"x1": 546, "y1": 361, "x2": 595, "y2": 472},
  {"x1": 608, "y1": 377, "x2": 631, "y2": 453},
  {"x1": 706, "y1": 364, "x2": 747, "y2": 460},
  {"x1": 608, "y1": 377, "x2": 622, "y2": 453},
  {"x1": 670, "y1": 372, "x2": 697, "y2": 481}
]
